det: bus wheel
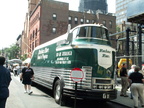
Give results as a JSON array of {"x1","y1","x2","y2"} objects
[{"x1": 54, "y1": 80, "x2": 65, "y2": 105}]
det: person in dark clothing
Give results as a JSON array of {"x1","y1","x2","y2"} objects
[
  {"x1": 128, "y1": 66, "x2": 144, "y2": 108},
  {"x1": 20, "y1": 63, "x2": 34, "y2": 95},
  {"x1": 0, "y1": 56, "x2": 11, "y2": 108},
  {"x1": 120, "y1": 63, "x2": 129, "y2": 97}
]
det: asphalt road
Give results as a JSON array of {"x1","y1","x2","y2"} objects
[{"x1": 6, "y1": 73, "x2": 128, "y2": 108}]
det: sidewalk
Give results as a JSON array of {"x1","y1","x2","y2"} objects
[
  {"x1": 111, "y1": 79, "x2": 144, "y2": 108},
  {"x1": 111, "y1": 84, "x2": 133, "y2": 108}
]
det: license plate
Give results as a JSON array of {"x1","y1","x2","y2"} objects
[{"x1": 103, "y1": 93, "x2": 110, "y2": 99}]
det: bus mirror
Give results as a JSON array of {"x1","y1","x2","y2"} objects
[{"x1": 67, "y1": 33, "x2": 73, "y2": 44}]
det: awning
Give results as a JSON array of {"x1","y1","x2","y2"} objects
[
  {"x1": 8, "y1": 59, "x2": 22, "y2": 65},
  {"x1": 23, "y1": 58, "x2": 31, "y2": 64}
]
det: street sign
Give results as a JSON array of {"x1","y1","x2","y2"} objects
[{"x1": 70, "y1": 68, "x2": 84, "y2": 83}]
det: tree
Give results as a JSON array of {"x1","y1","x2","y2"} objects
[
  {"x1": 0, "y1": 44, "x2": 20, "y2": 59},
  {"x1": 20, "y1": 54, "x2": 27, "y2": 61}
]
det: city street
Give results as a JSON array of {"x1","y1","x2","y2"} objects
[
  {"x1": 6, "y1": 73, "x2": 65, "y2": 108},
  {"x1": 6, "y1": 73, "x2": 129, "y2": 108}
]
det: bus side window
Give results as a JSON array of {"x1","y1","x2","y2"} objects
[
  {"x1": 102, "y1": 29, "x2": 106, "y2": 39},
  {"x1": 78, "y1": 27, "x2": 86, "y2": 37},
  {"x1": 71, "y1": 28, "x2": 79, "y2": 39}
]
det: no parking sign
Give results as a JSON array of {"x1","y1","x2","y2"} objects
[{"x1": 70, "y1": 68, "x2": 84, "y2": 82}]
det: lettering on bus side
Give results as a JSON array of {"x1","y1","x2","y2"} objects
[
  {"x1": 37, "y1": 48, "x2": 49, "y2": 60},
  {"x1": 99, "y1": 49, "x2": 111, "y2": 58},
  {"x1": 55, "y1": 51, "x2": 72, "y2": 64}
]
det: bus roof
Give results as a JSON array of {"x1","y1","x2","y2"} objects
[
  {"x1": 33, "y1": 24, "x2": 107, "y2": 52},
  {"x1": 71, "y1": 24, "x2": 107, "y2": 31}
]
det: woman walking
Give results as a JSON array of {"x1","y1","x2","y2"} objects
[{"x1": 128, "y1": 66, "x2": 144, "y2": 108}]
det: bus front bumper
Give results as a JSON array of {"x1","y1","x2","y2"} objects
[{"x1": 63, "y1": 88, "x2": 117, "y2": 100}]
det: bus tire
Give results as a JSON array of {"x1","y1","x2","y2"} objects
[{"x1": 53, "y1": 79, "x2": 65, "y2": 106}]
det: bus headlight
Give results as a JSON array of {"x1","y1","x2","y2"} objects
[
  {"x1": 104, "y1": 85, "x2": 107, "y2": 89},
  {"x1": 98, "y1": 85, "x2": 103, "y2": 89},
  {"x1": 97, "y1": 85, "x2": 113, "y2": 89},
  {"x1": 107, "y1": 85, "x2": 112, "y2": 89}
]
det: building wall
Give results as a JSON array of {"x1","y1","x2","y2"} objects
[
  {"x1": 79, "y1": 0, "x2": 107, "y2": 14},
  {"x1": 28, "y1": 0, "x2": 40, "y2": 14},
  {"x1": 21, "y1": 13, "x2": 29, "y2": 57},
  {"x1": 69, "y1": 11, "x2": 116, "y2": 34},
  {"x1": 116, "y1": 0, "x2": 137, "y2": 55},
  {"x1": 27, "y1": 0, "x2": 116, "y2": 56},
  {"x1": 29, "y1": 4, "x2": 41, "y2": 55},
  {"x1": 40, "y1": 0, "x2": 69, "y2": 44},
  {"x1": 116, "y1": 0, "x2": 135, "y2": 25}
]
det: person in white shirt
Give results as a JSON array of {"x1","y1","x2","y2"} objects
[
  {"x1": 128, "y1": 64, "x2": 136, "y2": 99},
  {"x1": 128, "y1": 65, "x2": 136, "y2": 77}
]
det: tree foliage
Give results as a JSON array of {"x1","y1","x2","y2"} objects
[{"x1": 0, "y1": 44, "x2": 20, "y2": 60}]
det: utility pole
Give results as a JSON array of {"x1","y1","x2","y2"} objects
[
  {"x1": 126, "y1": 27, "x2": 130, "y2": 69},
  {"x1": 138, "y1": 24, "x2": 142, "y2": 69}
]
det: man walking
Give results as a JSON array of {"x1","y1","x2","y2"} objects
[
  {"x1": 120, "y1": 63, "x2": 129, "y2": 97},
  {"x1": 20, "y1": 63, "x2": 34, "y2": 95},
  {"x1": 0, "y1": 56, "x2": 12, "y2": 108}
]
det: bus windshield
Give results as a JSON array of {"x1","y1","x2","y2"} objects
[{"x1": 77, "y1": 26, "x2": 109, "y2": 40}]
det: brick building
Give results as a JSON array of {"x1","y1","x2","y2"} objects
[{"x1": 22, "y1": 0, "x2": 116, "y2": 57}]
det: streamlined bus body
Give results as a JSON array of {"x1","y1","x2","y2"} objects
[{"x1": 31, "y1": 24, "x2": 117, "y2": 104}]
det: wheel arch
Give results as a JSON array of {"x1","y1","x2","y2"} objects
[{"x1": 52, "y1": 76, "x2": 65, "y2": 92}]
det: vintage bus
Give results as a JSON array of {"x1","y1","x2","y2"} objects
[{"x1": 31, "y1": 24, "x2": 117, "y2": 105}]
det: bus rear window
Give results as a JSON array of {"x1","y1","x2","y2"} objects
[{"x1": 77, "y1": 26, "x2": 109, "y2": 40}]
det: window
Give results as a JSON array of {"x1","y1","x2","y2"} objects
[
  {"x1": 33, "y1": 30, "x2": 35, "y2": 38},
  {"x1": 71, "y1": 28, "x2": 79, "y2": 38},
  {"x1": 80, "y1": 18, "x2": 84, "y2": 24},
  {"x1": 86, "y1": 19, "x2": 90, "y2": 24},
  {"x1": 76, "y1": 26, "x2": 109, "y2": 40},
  {"x1": 30, "y1": 34, "x2": 32, "y2": 40},
  {"x1": 74, "y1": 17, "x2": 78, "y2": 24},
  {"x1": 68, "y1": 16, "x2": 72, "y2": 24},
  {"x1": 92, "y1": 20, "x2": 95, "y2": 24},
  {"x1": 52, "y1": 27, "x2": 56, "y2": 33},
  {"x1": 103, "y1": 20, "x2": 106, "y2": 26},
  {"x1": 109, "y1": 21, "x2": 112, "y2": 28},
  {"x1": 35, "y1": 28, "x2": 37, "y2": 37},
  {"x1": 32, "y1": 42, "x2": 34, "y2": 51},
  {"x1": 53, "y1": 13, "x2": 57, "y2": 20}
]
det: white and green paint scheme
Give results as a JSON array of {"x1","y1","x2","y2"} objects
[{"x1": 31, "y1": 24, "x2": 117, "y2": 105}]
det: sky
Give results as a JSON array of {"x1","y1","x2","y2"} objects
[{"x1": 0, "y1": 0, "x2": 115, "y2": 49}]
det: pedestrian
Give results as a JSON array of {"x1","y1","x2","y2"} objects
[
  {"x1": 17, "y1": 65, "x2": 21, "y2": 75},
  {"x1": 128, "y1": 66, "x2": 144, "y2": 108},
  {"x1": 120, "y1": 63, "x2": 129, "y2": 97},
  {"x1": 128, "y1": 64, "x2": 136, "y2": 76},
  {"x1": 13, "y1": 65, "x2": 18, "y2": 76},
  {"x1": 128, "y1": 64, "x2": 136, "y2": 99},
  {"x1": 20, "y1": 63, "x2": 34, "y2": 95},
  {"x1": 115, "y1": 65, "x2": 119, "y2": 86},
  {"x1": 0, "y1": 56, "x2": 12, "y2": 108}
]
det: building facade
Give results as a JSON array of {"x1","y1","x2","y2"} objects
[
  {"x1": 79, "y1": 0, "x2": 108, "y2": 14},
  {"x1": 116, "y1": 0, "x2": 135, "y2": 25},
  {"x1": 23, "y1": 0, "x2": 116, "y2": 57},
  {"x1": 115, "y1": 0, "x2": 144, "y2": 65},
  {"x1": 21, "y1": 13, "x2": 30, "y2": 57}
]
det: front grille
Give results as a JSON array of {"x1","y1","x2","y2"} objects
[
  {"x1": 92, "y1": 78, "x2": 113, "y2": 90},
  {"x1": 95, "y1": 79, "x2": 111, "y2": 84}
]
